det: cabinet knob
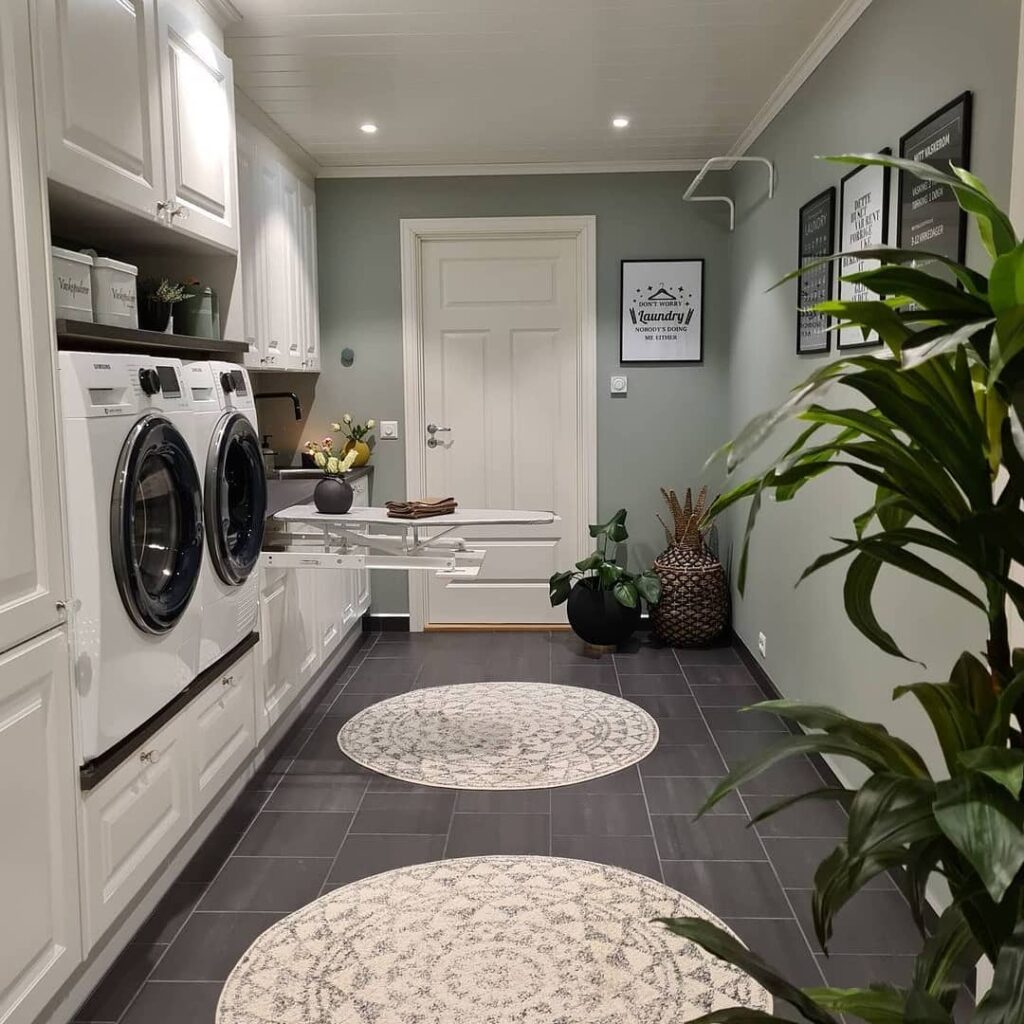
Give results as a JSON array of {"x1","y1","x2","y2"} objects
[
  {"x1": 139, "y1": 749, "x2": 160, "y2": 765},
  {"x1": 222, "y1": 674, "x2": 235, "y2": 687}
]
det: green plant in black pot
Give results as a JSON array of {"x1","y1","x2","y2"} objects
[
  {"x1": 138, "y1": 278, "x2": 192, "y2": 333},
  {"x1": 549, "y1": 509, "x2": 661, "y2": 647},
  {"x1": 658, "y1": 154, "x2": 1024, "y2": 1023}
]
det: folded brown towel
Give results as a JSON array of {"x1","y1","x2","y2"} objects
[{"x1": 386, "y1": 497, "x2": 458, "y2": 520}]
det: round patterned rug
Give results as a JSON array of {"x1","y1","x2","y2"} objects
[
  {"x1": 217, "y1": 856, "x2": 772, "y2": 1023},
  {"x1": 336, "y1": 681, "x2": 659, "y2": 789}
]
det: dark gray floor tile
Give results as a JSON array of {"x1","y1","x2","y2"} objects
[
  {"x1": 662, "y1": 860, "x2": 792, "y2": 918},
  {"x1": 690, "y1": 683, "x2": 767, "y2": 707},
  {"x1": 220, "y1": 790, "x2": 272, "y2": 835},
  {"x1": 659, "y1": 860, "x2": 794, "y2": 917},
  {"x1": 177, "y1": 823, "x2": 245, "y2": 884},
  {"x1": 653, "y1": 813, "x2": 766, "y2": 861},
  {"x1": 736, "y1": 758, "x2": 824, "y2": 797},
  {"x1": 551, "y1": 792, "x2": 651, "y2": 836},
  {"x1": 264, "y1": 773, "x2": 368, "y2": 813},
  {"x1": 628, "y1": 694, "x2": 702, "y2": 718},
  {"x1": 327, "y1": 834, "x2": 448, "y2": 885},
  {"x1": 654, "y1": 717, "x2": 714, "y2": 745},
  {"x1": 765, "y1": 837, "x2": 893, "y2": 891},
  {"x1": 287, "y1": 753, "x2": 371, "y2": 777},
  {"x1": 618, "y1": 674, "x2": 689, "y2": 695},
  {"x1": 294, "y1": 717, "x2": 351, "y2": 760},
  {"x1": 639, "y1": 745, "x2": 727, "y2": 777},
  {"x1": 704, "y1": 708, "x2": 789, "y2": 732},
  {"x1": 365, "y1": 776, "x2": 444, "y2": 795},
  {"x1": 455, "y1": 790, "x2": 550, "y2": 813},
  {"x1": 321, "y1": 693, "x2": 384, "y2": 719},
  {"x1": 344, "y1": 672, "x2": 416, "y2": 694},
  {"x1": 234, "y1": 811, "x2": 352, "y2": 857},
  {"x1": 550, "y1": 663, "x2": 618, "y2": 687},
  {"x1": 131, "y1": 884, "x2": 206, "y2": 946},
  {"x1": 565, "y1": 766, "x2": 643, "y2": 794},
  {"x1": 792, "y1": 889, "x2": 921, "y2": 955},
  {"x1": 198, "y1": 856, "x2": 328, "y2": 912},
  {"x1": 723, "y1": 918, "x2": 825, "y2": 988},
  {"x1": 642, "y1": 776, "x2": 744, "y2": 815},
  {"x1": 552, "y1": 835, "x2": 661, "y2": 879},
  {"x1": 685, "y1": 665, "x2": 758, "y2": 688},
  {"x1": 152, "y1": 912, "x2": 284, "y2": 981},
  {"x1": 613, "y1": 647, "x2": 681, "y2": 673},
  {"x1": 549, "y1": 635, "x2": 612, "y2": 665},
  {"x1": 274, "y1": 724, "x2": 315, "y2": 756},
  {"x1": 446, "y1": 812, "x2": 549, "y2": 856},
  {"x1": 716, "y1": 730, "x2": 794, "y2": 761},
  {"x1": 248, "y1": 753, "x2": 291, "y2": 792},
  {"x1": 349, "y1": 659, "x2": 421, "y2": 684},
  {"x1": 745, "y1": 795, "x2": 849, "y2": 838},
  {"x1": 73, "y1": 943, "x2": 165, "y2": 1022},
  {"x1": 120, "y1": 982, "x2": 223, "y2": 1024},
  {"x1": 673, "y1": 646, "x2": 741, "y2": 666},
  {"x1": 350, "y1": 791, "x2": 455, "y2": 834}
]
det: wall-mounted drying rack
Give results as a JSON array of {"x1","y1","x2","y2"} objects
[{"x1": 682, "y1": 156, "x2": 775, "y2": 231}]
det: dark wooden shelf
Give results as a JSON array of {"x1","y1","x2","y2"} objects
[{"x1": 55, "y1": 318, "x2": 249, "y2": 359}]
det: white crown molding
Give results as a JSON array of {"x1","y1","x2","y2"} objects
[
  {"x1": 234, "y1": 87, "x2": 322, "y2": 180},
  {"x1": 729, "y1": 0, "x2": 874, "y2": 157},
  {"x1": 316, "y1": 158, "x2": 707, "y2": 179},
  {"x1": 194, "y1": 0, "x2": 243, "y2": 29}
]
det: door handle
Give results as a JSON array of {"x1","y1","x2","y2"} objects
[{"x1": 426, "y1": 424, "x2": 452, "y2": 449}]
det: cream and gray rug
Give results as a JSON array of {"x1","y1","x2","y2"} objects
[
  {"x1": 336, "y1": 681, "x2": 659, "y2": 789},
  {"x1": 217, "y1": 856, "x2": 772, "y2": 1023}
]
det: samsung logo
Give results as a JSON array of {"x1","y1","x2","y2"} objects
[{"x1": 92, "y1": 363, "x2": 111, "y2": 370}]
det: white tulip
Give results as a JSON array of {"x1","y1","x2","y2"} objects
[{"x1": 366, "y1": 418, "x2": 376, "y2": 428}]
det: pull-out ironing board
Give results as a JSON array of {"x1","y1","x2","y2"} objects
[{"x1": 263, "y1": 504, "x2": 559, "y2": 579}]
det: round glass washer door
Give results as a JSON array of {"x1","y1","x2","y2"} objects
[
  {"x1": 110, "y1": 415, "x2": 204, "y2": 634},
  {"x1": 205, "y1": 412, "x2": 266, "y2": 586}
]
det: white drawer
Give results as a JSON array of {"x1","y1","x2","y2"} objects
[
  {"x1": 79, "y1": 719, "x2": 191, "y2": 949},
  {"x1": 351, "y1": 474, "x2": 369, "y2": 505},
  {"x1": 189, "y1": 651, "x2": 256, "y2": 811}
]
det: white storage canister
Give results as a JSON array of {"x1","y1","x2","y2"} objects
[
  {"x1": 91, "y1": 256, "x2": 139, "y2": 329},
  {"x1": 51, "y1": 247, "x2": 93, "y2": 321}
]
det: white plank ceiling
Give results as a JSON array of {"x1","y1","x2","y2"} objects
[{"x1": 225, "y1": 0, "x2": 850, "y2": 172}]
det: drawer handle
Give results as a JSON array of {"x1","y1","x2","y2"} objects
[
  {"x1": 222, "y1": 674, "x2": 236, "y2": 687},
  {"x1": 139, "y1": 749, "x2": 160, "y2": 765}
]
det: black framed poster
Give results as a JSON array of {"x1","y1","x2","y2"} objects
[
  {"x1": 620, "y1": 259, "x2": 704, "y2": 364},
  {"x1": 797, "y1": 186, "x2": 836, "y2": 354},
  {"x1": 898, "y1": 91, "x2": 973, "y2": 263},
  {"x1": 838, "y1": 152, "x2": 891, "y2": 350}
]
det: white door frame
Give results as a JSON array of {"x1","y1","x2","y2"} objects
[{"x1": 399, "y1": 215, "x2": 597, "y2": 632}]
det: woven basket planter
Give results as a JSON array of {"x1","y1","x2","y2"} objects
[{"x1": 651, "y1": 546, "x2": 728, "y2": 646}]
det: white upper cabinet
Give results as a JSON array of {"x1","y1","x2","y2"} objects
[
  {"x1": 0, "y1": 0, "x2": 66, "y2": 655},
  {"x1": 36, "y1": 0, "x2": 164, "y2": 220},
  {"x1": 299, "y1": 179, "x2": 320, "y2": 372},
  {"x1": 156, "y1": 0, "x2": 237, "y2": 251},
  {"x1": 37, "y1": 0, "x2": 238, "y2": 252}
]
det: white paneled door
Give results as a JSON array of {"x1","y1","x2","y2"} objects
[{"x1": 408, "y1": 219, "x2": 595, "y2": 626}]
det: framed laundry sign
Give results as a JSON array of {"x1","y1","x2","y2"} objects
[
  {"x1": 797, "y1": 186, "x2": 836, "y2": 354},
  {"x1": 620, "y1": 259, "x2": 703, "y2": 364},
  {"x1": 838, "y1": 151, "x2": 891, "y2": 350},
  {"x1": 898, "y1": 91, "x2": 972, "y2": 263}
]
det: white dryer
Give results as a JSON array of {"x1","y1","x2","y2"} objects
[
  {"x1": 59, "y1": 352, "x2": 204, "y2": 766},
  {"x1": 183, "y1": 361, "x2": 266, "y2": 673}
]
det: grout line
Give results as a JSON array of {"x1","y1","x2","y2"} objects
[{"x1": 675, "y1": 650, "x2": 829, "y2": 986}]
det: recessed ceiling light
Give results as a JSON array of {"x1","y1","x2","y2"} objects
[
  {"x1": 360, "y1": 123, "x2": 378, "y2": 134},
  {"x1": 612, "y1": 116, "x2": 630, "y2": 129}
]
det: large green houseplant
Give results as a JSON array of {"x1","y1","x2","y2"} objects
[{"x1": 661, "y1": 154, "x2": 1024, "y2": 1023}]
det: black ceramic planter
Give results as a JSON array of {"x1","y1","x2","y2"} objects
[
  {"x1": 566, "y1": 580, "x2": 641, "y2": 647},
  {"x1": 139, "y1": 297, "x2": 171, "y2": 332},
  {"x1": 314, "y1": 476, "x2": 353, "y2": 515}
]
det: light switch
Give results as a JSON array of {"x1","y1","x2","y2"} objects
[
  {"x1": 380, "y1": 420, "x2": 399, "y2": 440},
  {"x1": 610, "y1": 375, "x2": 628, "y2": 396}
]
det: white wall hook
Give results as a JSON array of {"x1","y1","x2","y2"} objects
[{"x1": 682, "y1": 155, "x2": 775, "y2": 231}]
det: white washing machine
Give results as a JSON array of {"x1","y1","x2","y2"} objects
[
  {"x1": 183, "y1": 361, "x2": 266, "y2": 673},
  {"x1": 59, "y1": 352, "x2": 204, "y2": 766}
]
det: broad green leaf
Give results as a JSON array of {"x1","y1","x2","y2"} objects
[
  {"x1": 745, "y1": 787, "x2": 853, "y2": 827},
  {"x1": 612, "y1": 580, "x2": 638, "y2": 608},
  {"x1": 597, "y1": 562, "x2": 624, "y2": 587},
  {"x1": 548, "y1": 572, "x2": 574, "y2": 606},
  {"x1": 901, "y1": 318, "x2": 994, "y2": 371},
  {"x1": 957, "y1": 747, "x2": 1024, "y2": 797},
  {"x1": 634, "y1": 571, "x2": 661, "y2": 605},
  {"x1": 655, "y1": 917, "x2": 840, "y2": 1024},
  {"x1": 803, "y1": 986, "x2": 905, "y2": 1024},
  {"x1": 912, "y1": 904, "x2": 982, "y2": 1007},
  {"x1": 986, "y1": 670, "x2": 1024, "y2": 745},
  {"x1": 678, "y1": 1011, "x2": 795, "y2": 1024},
  {"x1": 842, "y1": 265, "x2": 989, "y2": 315},
  {"x1": 933, "y1": 773, "x2": 1024, "y2": 902},
  {"x1": 843, "y1": 550, "x2": 911, "y2": 662},
  {"x1": 575, "y1": 551, "x2": 602, "y2": 572},
  {"x1": 892, "y1": 682, "x2": 983, "y2": 772},
  {"x1": 811, "y1": 299, "x2": 912, "y2": 352},
  {"x1": 988, "y1": 241, "x2": 1024, "y2": 314},
  {"x1": 903, "y1": 987, "x2": 954, "y2": 1024},
  {"x1": 973, "y1": 915, "x2": 1024, "y2": 1024}
]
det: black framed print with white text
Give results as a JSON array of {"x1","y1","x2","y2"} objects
[
  {"x1": 620, "y1": 259, "x2": 704, "y2": 364},
  {"x1": 797, "y1": 186, "x2": 836, "y2": 355},
  {"x1": 838, "y1": 152, "x2": 891, "y2": 350},
  {"x1": 898, "y1": 91, "x2": 972, "y2": 263}
]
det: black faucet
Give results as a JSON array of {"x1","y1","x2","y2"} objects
[{"x1": 254, "y1": 392, "x2": 302, "y2": 420}]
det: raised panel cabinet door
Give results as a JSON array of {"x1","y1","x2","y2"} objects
[
  {"x1": 0, "y1": 629, "x2": 81, "y2": 1024},
  {"x1": 299, "y1": 179, "x2": 320, "y2": 371},
  {"x1": 236, "y1": 119, "x2": 264, "y2": 369},
  {"x1": 0, "y1": 0, "x2": 67, "y2": 654},
  {"x1": 157, "y1": 1, "x2": 238, "y2": 251},
  {"x1": 279, "y1": 166, "x2": 304, "y2": 369},
  {"x1": 296, "y1": 567, "x2": 320, "y2": 684},
  {"x1": 316, "y1": 569, "x2": 344, "y2": 659},
  {"x1": 36, "y1": 0, "x2": 165, "y2": 219},
  {"x1": 257, "y1": 150, "x2": 285, "y2": 368},
  {"x1": 256, "y1": 570, "x2": 297, "y2": 738}
]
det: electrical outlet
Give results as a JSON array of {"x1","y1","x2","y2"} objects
[
  {"x1": 380, "y1": 420, "x2": 399, "y2": 440},
  {"x1": 610, "y1": 375, "x2": 628, "y2": 396},
  {"x1": 757, "y1": 631, "x2": 767, "y2": 658}
]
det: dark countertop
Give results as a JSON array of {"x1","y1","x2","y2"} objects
[{"x1": 264, "y1": 466, "x2": 373, "y2": 519}]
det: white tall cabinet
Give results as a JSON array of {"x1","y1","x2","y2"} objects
[{"x1": 0, "y1": 3, "x2": 81, "y2": 1023}]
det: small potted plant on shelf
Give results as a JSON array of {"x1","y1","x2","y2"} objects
[
  {"x1": 549, "y1": 509, "x2": 661, "y2": 648},
  {"x1": 138, "y1": 278, "x2": 192, "y2": 333},
  {"x1": 332, "y1": 413, "x2": 375, "y2": 467},
  {"x1": 304, "y1": 435, "x2": 359, "y2": 514}
]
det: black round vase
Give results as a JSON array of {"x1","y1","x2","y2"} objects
[
  {"x1": 566, "y1": 580, "x2": 641, "y2": 647},
  {"x1": 314, "y1": 476, "x2": 353, "y2": 515}
]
